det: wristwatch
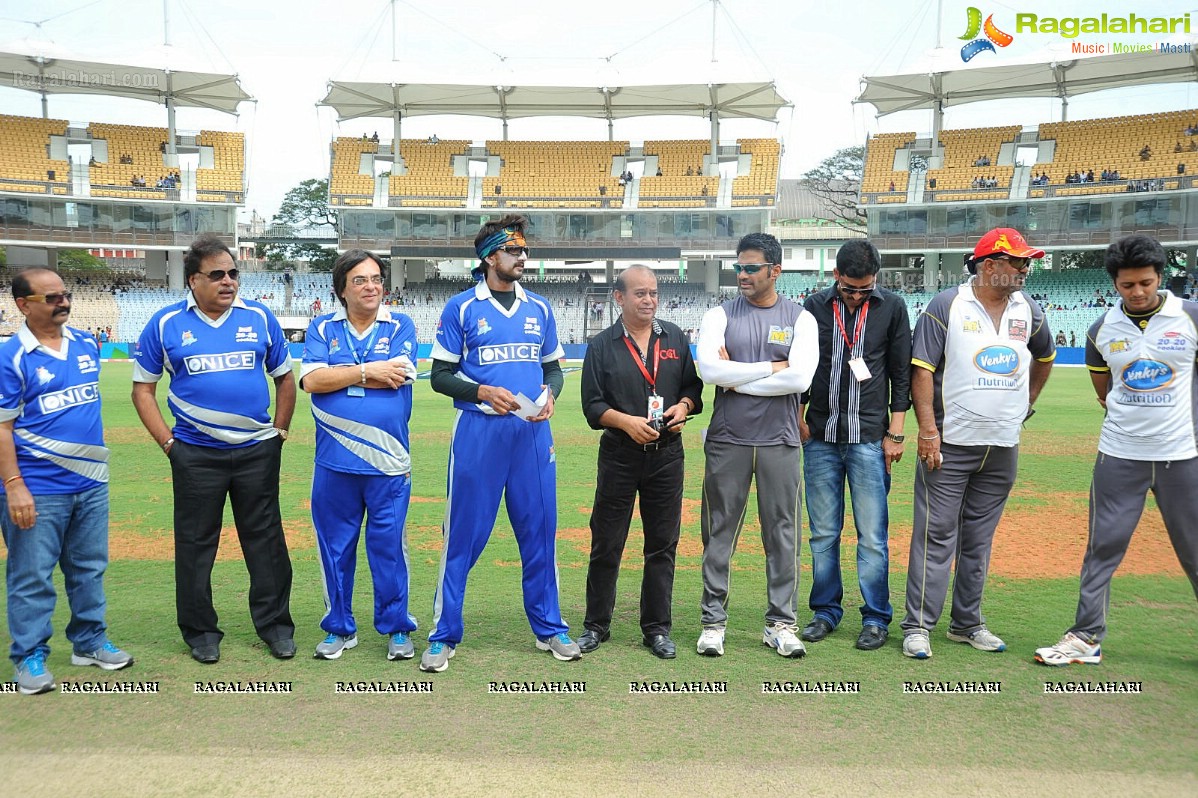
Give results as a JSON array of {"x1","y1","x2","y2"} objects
[{"x1": 885, "y1": 431, "x2": 905, "y2": 443}]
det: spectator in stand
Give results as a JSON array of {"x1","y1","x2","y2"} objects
[
  {"x1": 1176, "y1": 142, "x2": 1183, "y2": 153},
  {"x1": 889, "y1": 180, "x2": 895, "y2": 192},
  {"x1": 1055, "y1": 331, "x2": 1067, "y2": 347},
  {"x1": 1069, "y1": 331, "x2": 1076, "y2": 347},
  {"x1": 1140, "y1": 144, "x2": 1152, "y2": 160},
  {"x1": 1179, "y1": 163, "x2": 1186, "y2": 175}
]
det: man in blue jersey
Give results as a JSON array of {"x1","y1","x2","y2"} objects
[
  {"x1": 421, "y1": 214, "x2": 579, "y2": 672},
  {"x1": 1, "y1": 268, "x2": 133, "y2": 695},
  {"x1": 301, "y1": 250, "x2": 419, "y2": 662},
  {"x1": 1036, "y1": 234, "x2": 1198, "y2": 666},
  {"x1": 132, "y1": 235, "x2": 296, "y2": 664}
]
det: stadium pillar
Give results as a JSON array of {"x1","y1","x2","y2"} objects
[
  {"x1": 606, "y1": 260, "x2": 615, "y2": 284},
  {"x1": 393, "y1": 110, "x2": 402, "y2": 159},
  {"x1": 1186, "y1": 246, "x2": 1197, "y2": 277},
  {"x1": 5, "y1": 246, "x2": 56, "y2": 269},
  {"x1": 144, "y1": 250, "x2": 167, "y2": 282},
  {"x1": 167, "y1": 250, "x2": 184, "y2": 292},
  {"x1": 699, "y1": 259, "x2": 720, "y2": 294},
  {"x1": 923, "y1": 251, "x2": 942, "y2": 292}
]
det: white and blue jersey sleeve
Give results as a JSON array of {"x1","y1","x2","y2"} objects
[
  {"x1": 302, "y1": 308, "x2": 417, "y2": 475},
  {"x1": 431, "y1": 282, "x2": 564, "y2": 414},
  {"x1": 132, "y1": 297, "x2": 292, "y2": 449},
  {"x1": 0, "y1": 325, "x2": 108, "y2": 494}
]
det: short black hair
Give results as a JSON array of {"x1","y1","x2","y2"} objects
[
  {"x1": 183, "y1": 234, "x2": 235, "y2": 281},
  {"x1": 835, "y1": 240, "x2": 881, "y2": 279},
  {"x1": 614, "y1": 264, "x2": 655, "y2": 294},
  {"x1": 11, "y1": 267, "x2": 57, "y2": 300},
  {"x1": 1105, "y1": 234, "x2": 1166, "y2": 279},
  {"x1": 735, "y1": 232, "x2": 782, "y2": 267},
  {"x1": 332, "y1": 250, "x2": 388, "y2": 307}
]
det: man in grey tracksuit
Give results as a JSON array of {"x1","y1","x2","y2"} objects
[{"x1": 694, "y1": 232, "x2": 819, "y2": 659}]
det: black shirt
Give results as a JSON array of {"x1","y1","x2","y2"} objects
[
  {"x1": 801, "y1": 285, "x2": 912, "y2": 443},
  {"x1": 581, "y1": 316, "x2": 703, "y2": 444}
]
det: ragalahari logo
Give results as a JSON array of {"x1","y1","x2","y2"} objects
[{"x1": 959, "y1": 7, "x2": 1014, "y2": 61}]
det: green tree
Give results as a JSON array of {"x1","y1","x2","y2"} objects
[
  {"x1": 802, "y1": 146, "x2": 866, "y2": 232},
  {"x1": 57, "y1": 249, "x2": 108, "y2": 271},
  {"x1": 262, "y1": 178, "x2": 338, "y2": 271}
]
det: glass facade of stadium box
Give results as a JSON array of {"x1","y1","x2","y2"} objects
[
  {"x1": 0, "y1": 196, "x2": 237, "y2": 247},
  {"x1": 866, "y1": 194, "x2": 1198, "y2": 251},
  {"x1": 339, "y1": 208, "x2": 769, "y2": 250}
]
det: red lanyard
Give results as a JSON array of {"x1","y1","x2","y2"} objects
[
  {"x1": 832, "y1": 299, "x2": 868, "y2": 351},
  {"x1": 623, "y1": 335, "x2": 661, "y2": 391}
]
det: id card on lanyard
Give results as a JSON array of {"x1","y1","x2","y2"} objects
[
  {"x1": 343, "y1": 320, "x2": 381, "y2": 397},
  {"x1": 832, "y1": 300, "x2": 872, "y2": 382},
  {"x1": 623, "y1": 334, "x2": 663, "y2": 421}
]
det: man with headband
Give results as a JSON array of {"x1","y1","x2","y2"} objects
[{"x1": 421, "y1": 214, "x2": 579, "y2": 672}]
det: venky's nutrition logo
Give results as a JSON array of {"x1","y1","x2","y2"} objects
[{"x1": 959, "y1": 7, "x2": 1014, "y2": 62}]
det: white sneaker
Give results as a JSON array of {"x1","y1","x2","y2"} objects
[
  {"x1": 763, "y1": 623, "x2": 806, "y2": 658},
  {"x1": 947, "y1": 626, "x2": 1006, "y2": 652},
  {"x1": 903, "y1": 630, "x2": 932, "y2": 659},
  {"x1": 1035, "y1": 632, "x2": 1102, "y2": 666},
  {"x1": 696, "y1": 626, "x2": 725, "y2": 657}
]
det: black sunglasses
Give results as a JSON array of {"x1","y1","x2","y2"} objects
[
  {"x1": 733, "y1": 262, "x2": 773, "y2": 274},
  {"x1": 497, "y1": 246, "x2": 529, "y2": 257},
  {"x1": 837, "y1": 282, "x2": 875, "y2": 297},
  {"x1": 197, "y1": 268, "x2": 240, "y2": 282},
  {"x1": 23, "y1": 292, "x2": 73, "y2": 305}
]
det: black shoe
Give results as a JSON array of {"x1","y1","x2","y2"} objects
[
  {"x1": 577, "y1": 629, "x2": 609, "y2": 654},
  {"x1": 855, "y1": 625, "x2": 889, "y2": 651},
  {"x1": 800, "y1": 618, "x2": 834, "y2": 643},
  {"x1": 643, "y1": 634, "x2": 677, "y2": 659},
  {"x1": 190, "y1": 644, "x2": 220, "y2": 664},
  {"x1": 268, "y1": 638, "x2": 297, "y2": 660}
]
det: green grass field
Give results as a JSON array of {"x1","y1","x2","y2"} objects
[{"x1": 1, "y1": 363, "x2": 1195, "y2": 796}]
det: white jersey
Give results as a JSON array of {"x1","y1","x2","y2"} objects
[
  {"x1": 911, "y1": 280, "x2": 1056, "y2": 447},
  {"x1": 1085, "y1": 290, "x2": 1198, "y2": 461}
]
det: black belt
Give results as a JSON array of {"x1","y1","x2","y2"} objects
[{"x1": 606, "y1": 431, "x2": 682, "y2": 453}]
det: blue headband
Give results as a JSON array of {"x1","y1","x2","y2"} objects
[{"x1": 475, "y1": 228, "x2": 525, "y2": 261}]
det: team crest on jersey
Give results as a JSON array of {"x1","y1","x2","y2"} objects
[
  {"x1": 35, "y1": 366, "x2": 54, "y2": 385},
  {"x1": 181, "y1": 330, "x2": 197, "y2": 347},
  {"x1": 1007, "y1": 319, "x2": 1028, "y2": 343},
  {"x1": 524, "y1": 317, "x2": 541, "y2": 336},
  {"x1": 76, "y1": 354, "x2": 98, "y2": 374},
  {"x1": 962, "y1": 319, "x2": 982, "y2": 333},
  {"x1": 1108, "y1": 339, "x2": 1130, "y2": 354},
  {"x1": 477, "y1": 317, "x2": 492, "y2": 335},
  {"x1": 767, "y1": 325, "x2": 793, "y2": 346},
  {"x1": 329, "y1": 336, "x2": 341, "y2": 354},
  {"x1": 1156, "y1": 331, "x2": 1188, "y2": 351},
  {"x1": 234, "y1": 326, "x2": 258, "y2": 343}
]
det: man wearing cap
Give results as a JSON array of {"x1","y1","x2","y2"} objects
[
  {"x1": 1036, "y1": 234, "x2": 1198, "y2": 667},
  {"x1": 422, "y1": 214, "x2": 579, "y2": 672},
  {"x1": 579, "y1": 265, "x2": 703, "y2": 659},
  {"x1": 902, "y1": 228, "x2": 1055, "y2": 660}
]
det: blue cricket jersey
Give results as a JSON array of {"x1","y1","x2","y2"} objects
[
  {"x1": 0, "y1": 324, "x2": 108, "y2": 494},
  {"x1": 301, "y1": 306, "x2": 418, "y2": 475},
  {"x1": 132, "y1": 295, "x2": 292, "y2": 448},
  {"x1": 430, "y1": 281, "x2": 564, "y2": 414}
]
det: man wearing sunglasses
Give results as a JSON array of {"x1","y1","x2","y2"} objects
[
  {"x1": 902, "y1": 228, "x2": 1055, "y2": 660},
  {"x1": 695, "y1": 232, "x2": 819, "y2": 658},
  {"x1": 798, "y1": 240, "x2": 911, "y2": 653},
  {"x1": 132, "y1": 234, "x2": 296, "y2": 665},
  {"x1": 423, "y1": 214, "x2": 578, "y2": 672},
  {"x1": 0, "y1": 269, "x2": 133, "y2": 694}
]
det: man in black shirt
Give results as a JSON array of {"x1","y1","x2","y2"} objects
[
  {"x1": 799, "y1": 240, "x2": 912, "y2": 652},
  {"x1": 579, "y1": 265, "x2": 703, "y2": 658}
]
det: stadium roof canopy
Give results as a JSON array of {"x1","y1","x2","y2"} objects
[
  {"x1": 854, "y1": 51, "x2": 1198, "y2": 117},
  {"x1": 0, "y1": 50, "x2": 252, "y2": 114},
  {"x1": 319, "y1": 81, "x2": 789, "y2": 123}
]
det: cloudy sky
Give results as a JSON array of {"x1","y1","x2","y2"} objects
[{"x1": 1, "y1": 0, "x2": 1195, "y2": 219}]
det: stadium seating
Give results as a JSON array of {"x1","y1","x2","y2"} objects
[
  {"x1": 924, "y1": 125, "x2": 1020, "y2": 197},
  {"x1": 329, "y1": 137, "x2": 378, "y2": 204},
  {"x1": 0, "y1": 114, "x2": 71, "y2": 195},
  {"x1": 638, "y1": 140, "x2": 718, "y2": 207},
  {"x1": 195, "y1": 130, "x2": 246, "y2": 201},
  {"x1": 860, "y1": 132, "x2": 918, "y2": 195},
  {"x1": 732, "y1": 138, "x2": 780, "y2": 207},
  {"x1": 482, "y1": 140, "x2": 627, "y2": 208},
  {"x1": 389, "y1": 139, "x2": 470, "y2": 207}
]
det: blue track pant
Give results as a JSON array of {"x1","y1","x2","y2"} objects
[
  {"x1": 428, "y1": 411, "x2": 568, "y2": 646},
  {"x1": 312, "y1": 465, "x2": 416, "y2": 637}
]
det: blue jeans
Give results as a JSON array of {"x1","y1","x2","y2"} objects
[
  {"x1": 802, "y1": 439, "x2": 892, "y2": 629},
  {"x1": 3, "y1": 484, "x2": 110, "y2": 664}
]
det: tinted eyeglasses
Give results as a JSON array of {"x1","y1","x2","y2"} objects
[
  {"x1": 350, "y1": 275, "x2": 385, "y2": 286},
  {"x1": 837, "y1": 281, "x2": 876, "y2": 298},
  {"x1": 23, "y1": 292, "x2": 72, "y2": 305},
  {"x1": 197, "y1": 268, "x2": 239, "y2": 282},
  {"x1": 733, "y1": 262, "x2": 773, "y2": 274},
  {"x1": 991, "y1": 255, "x2": 1030, "y2": 270},
  {"x1": 496, "y1": 246, "x2": 529, "y2": 257}
]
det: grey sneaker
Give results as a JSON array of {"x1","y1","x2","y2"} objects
[
  {"x1": 763, "y1": 623, "x2": 806, "y2": 658},
  {"x1": 15, "y1": 652, "x2": 54, "y2": 695},
  {"x1": 71, "y1": 641, "x2": 134, "y2": 671},
  {"x1": 536, "y1": 633, "x2": 582, "y2": 661},
  {"x1": 314, "y1": 633, "x2": 358, "y2": 660},
  {"x1": 947, "y1": 627, "x2": 1006, "y2": 652},
  {"x1": 696, "y1": 626, "x2": 725, "y2": 656},
  {"x1": 419, "y1": 641, "x2": 455, "y2": 673},
  {"x1": 903, "y1": 629, "x2": 932, "y2": 659},
  {"x1": 387, "y1": 633, "x2": 415, "y2": 661}
]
